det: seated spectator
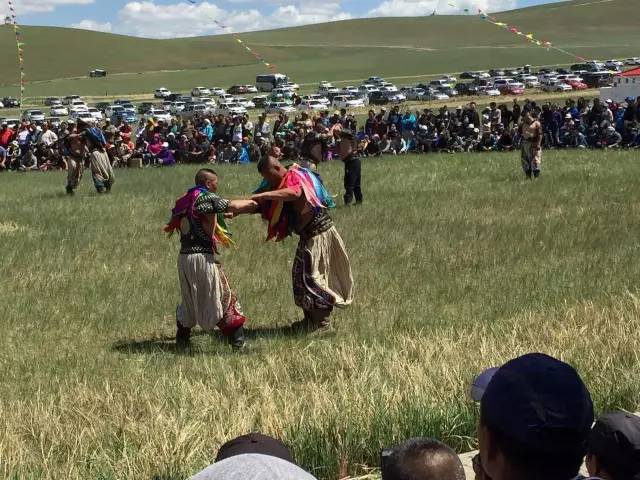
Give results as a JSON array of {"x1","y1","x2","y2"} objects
[
  {"x1": 379, "y1": 134, "x2": 392, "y2": 154},
  {"x1": 477, "y1": 131, "x2": 497, "y2": 152},
  {"x1": 237, "y1": 139, "x2": 251, "y2": 165},
  {"x1": 0, "y1": 145, "x2": 6, "y2": 171},
  {"x1": 19, "y1": 146, "x2": 38, "y2": 172},
  {"x1": 496, "y1": 125, "x2": 514, "y2": 151},
  {"x1": 365, "y1": 134, "x2": 382, "y2": 157},
  {"x1": 381, "y1": 437, "x2": 465, "y2": 480},
  {"x1": 472, "y1": 353, "x2": 594, "y2": 480},
  {"x1": 586, "y1": 411, "x2": 640, "y2": 480},
  {"x1": 220, "y1": 142, "x2": 239, "y2": 163},
  {"x1": 189, "y1": 432, "x2": 317, "y2": 480},
  {"x1": 601, "y1": 126, "x2": 622, "y2": 149},
  {"x1": 113, "y1": 135, "x2": 134, "y2": 167},
  {"x1": 7, "y1": 140, "x2": 20, "y2": 170},
  {"x1": 157, "y1": 142, "x2": 176, "y2": 166}
]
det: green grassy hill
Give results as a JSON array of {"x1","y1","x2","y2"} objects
[{"x1": 0, "y1": 0, "x2": 638, "y2": 97}]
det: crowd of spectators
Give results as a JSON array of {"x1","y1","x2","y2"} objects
[
  {"x1": 1, "y1": 96, "x2": 639, "y2": 173},
  {"x1": 186, "y1": 353, "x2": 639, "y2": 480},
  {"x1": 356, "y1": 96, "x2": 640, "y2": 155}
]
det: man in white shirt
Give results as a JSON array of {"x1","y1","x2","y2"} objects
[{"x1": 40, "y1": 123, "x2": 58, "y2": 147}]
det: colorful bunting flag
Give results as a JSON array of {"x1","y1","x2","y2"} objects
[
  {"x1": 7, "y1": 0, "x2": 25, "y2": 104},
  {"x1": 442, "y1": 0, "x2": 586, "y2": 61},
  {"x1": 186, "y1": 0, "x2": 277, "y2": 72},
  {"x1": 210, "y1": 18, "x2": 278, "y2": 72}
]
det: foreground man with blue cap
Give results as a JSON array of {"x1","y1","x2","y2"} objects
[{"x1": 471, "y1": 353, "x2": 595, "y2": 480}]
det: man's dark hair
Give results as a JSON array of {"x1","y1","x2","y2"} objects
[
  {"x1": 381, "y1": 438, "x2": 465, "y2": 480},
  {"x1": 480, "y1": 413, "x2": 586, "y2": 480},
  {"x1": 257, "y1": 156, "x2": 271, "y2": 173},
  {"x1": 195, "y1": 168, "x2": 217, "y2": 186}
]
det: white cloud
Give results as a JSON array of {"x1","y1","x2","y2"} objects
[
  {"x1": 369, "y1": 0, "x2": 517, "y2": 17},
  {"x1": 0, "y1": 0, "x2": 94, "y2": 16},
  {"x1": 115, "y1": 1, "x2": 350, "y2": 38},
  {"x1": 70, "y1": 19, "x2": 112, "y2": 32}
]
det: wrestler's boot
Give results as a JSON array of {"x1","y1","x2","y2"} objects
[
  {"x1": 308, "y1": 308, "x2": 333, "y2": 335},
  {"x1": 290, "y1": 310, "x2": 313, "y2": 332},
  {"x1": 175, "y1": 305, "x2": 191, "y2": 346},
  {"x1": 229, "y1": 326, "x2": 247, "y2": 350},
  {"x1": 176, "y1": 322, "x2": 192, "y2": 346}
]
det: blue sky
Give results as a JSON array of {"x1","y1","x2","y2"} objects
[{"x1": 2, "y1": 0, "x2": 565, "y2": 38}]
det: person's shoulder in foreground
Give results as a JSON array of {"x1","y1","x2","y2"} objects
[
  {"x1": 381, "y1": 437, "x2": 465, "y2": 480},
  {"x1": 189, "y1": 453, "x2": 317, "y2": 480},
  {"x1": 472, "y1": 352, "x2": 594, "y2": 480},
  {"x1": 586, "y1": 410, "x2": 640, "y2": 480},
  {"x1": 188, "y1": 432, "x2": 318, "y2": 480}
]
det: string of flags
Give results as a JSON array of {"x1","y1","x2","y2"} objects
[
  {"x1": 186, "y1": 0, "x2": 277, "y2": 72},
  {"x1": 478, "y1": 9, "x2": 586, "y2": 61},
  {"x1": 439, "y1": 1, "x2": 585, "y2": 61},
  {"x1": 6, "y1": 0, "x2": 26, "y2": 104}
]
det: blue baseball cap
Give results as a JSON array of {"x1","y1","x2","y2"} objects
[{"x1": 474, "y1": 353, "x2": 594, "y2": 455}]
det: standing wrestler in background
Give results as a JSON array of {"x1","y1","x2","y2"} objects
[
  {"x1": 64, "y1": 120, "x2": 87, "y2": 195},
  {"x1": 521, "y1": 111, "x2": 543, "y2": 179},
  {"x1": 335, "y1": 128, "x2": 363, "y2": 205},
  {"x1": 84, "y1": 126, "x2": 115, "y2": 193}
]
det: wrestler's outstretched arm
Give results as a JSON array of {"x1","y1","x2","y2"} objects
[
  {"x1": 226, "y1": 199, "x2": 259, "y2": 216},
  {"x1": 251, "y1": 188, "x2": 301, "y2": 203}
]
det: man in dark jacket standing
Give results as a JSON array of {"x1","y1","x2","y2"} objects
[{"x1": 337, "y1": 128, "x2": 362, "y2": 206}]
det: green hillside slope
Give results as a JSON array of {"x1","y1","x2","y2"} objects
[{"x1": 0, "y1": 0, "x2": 638, "y2": 97}]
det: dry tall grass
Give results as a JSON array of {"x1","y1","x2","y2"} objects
[{"x1": 1, "y1": 150, "x2": 639, "y2": 479}]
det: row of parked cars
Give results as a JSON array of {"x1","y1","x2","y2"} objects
[
  {"x1": 10, "y1": 57, "x2": 632, "y2": 125},
  {"x1": 340, "y1": 61, "x2": 619, "y2": 105},
  {"x1": 151, "y1": 83, "x2": 309, "y2": 117},
  {"x1": 0, "y1": 97, "x2": 21, "y2": 109}
]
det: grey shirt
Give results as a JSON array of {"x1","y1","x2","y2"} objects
[{"x1": 188, "y1": 453, "x2": 318, "y2": 480}]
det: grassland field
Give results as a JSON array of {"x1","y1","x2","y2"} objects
[{"x1": 1, "y1": 148, "x2": 639, "y2": 479}]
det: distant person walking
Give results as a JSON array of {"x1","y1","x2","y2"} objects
[
  {"x1": 83, "y1": 125, "x2": 115, "y2": 193},
  {"x1": 521, "y1": 111, "x2": 543, "y2": 179},
  {"x1": 64, "y1": 120, "x2": 87, "y2": 195}
]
